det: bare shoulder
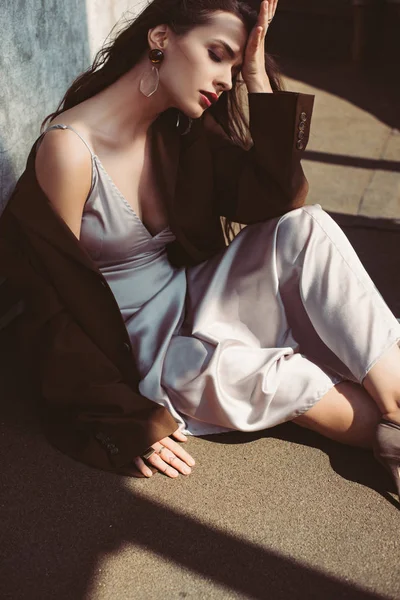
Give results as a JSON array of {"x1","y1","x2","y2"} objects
[{"x1": 35, "y1": 127, "x2": 93, "y2": 240}]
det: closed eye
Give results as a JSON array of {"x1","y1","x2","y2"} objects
[
  {"x1": 208, "y1": 49, "x2": 241, "y2": 79},
  {"x1": 208, "y1": 50, "x2": 222, "y2": 63}
]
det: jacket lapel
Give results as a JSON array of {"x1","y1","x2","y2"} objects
[
  {"x1": 151, "y1": 111, "x2": 210, "y2": 261},
  {"x1": 151, "y1": 110, "x2": 181, "y2": 228}
]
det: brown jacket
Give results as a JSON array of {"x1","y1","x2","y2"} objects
[{"x1": 0, "y1": 91, "x2": 315, "y2": 474}]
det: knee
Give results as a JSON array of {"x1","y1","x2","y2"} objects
[
  {"x1": 275, "y1": 204, "x2": 323, "y2": 255},
  {"x1": 300, "y1": 203, "x2": 333, "y2": 226},
  {"x1": 274, "y1": 203, "x2": 345, "y2": 278},
  {"x1": 276, "y1": 203, "x2": 339, "y2": 250},
  {"x1": 279, "y1": 203, "x2": 328, "y2": 229}
]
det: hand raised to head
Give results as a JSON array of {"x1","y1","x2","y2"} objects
[{"x1": 242, "y1": 0, "x2": 278, "y2": 91}]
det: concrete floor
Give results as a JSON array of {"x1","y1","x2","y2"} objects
[
  {"x1": 283, "y1": 60, "x2": 400, "y2": 220},
  {"x1": 1, "y1": 59, "x2": 400, "y2": 600}
]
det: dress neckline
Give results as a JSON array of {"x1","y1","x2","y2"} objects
[{"x1": 93, "y1": 155, "x2": 171, "y2": 241}]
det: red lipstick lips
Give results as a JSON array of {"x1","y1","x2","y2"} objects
[{"x1": 200, "y1": 91, "x2": 218, "y2": 107}]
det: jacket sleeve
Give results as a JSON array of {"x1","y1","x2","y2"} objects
[
  {"x1": 204, "y1": 91, "x2": 315, "y2": 224},
  {"x1": 0, "y1": 210, "x2": 178, "y2": 474}
]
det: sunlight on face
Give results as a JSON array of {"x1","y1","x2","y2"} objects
[{"x1": 161, "y1": 11, "x2": 248, "y2": 118}]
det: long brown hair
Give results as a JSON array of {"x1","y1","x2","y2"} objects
[{"x1": 42, "y1": 0, "x2": 284, "y2": 243}]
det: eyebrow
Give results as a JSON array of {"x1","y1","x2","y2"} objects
[{"x1": 211, "y1": 38, "x2": 243, "y2": 70}]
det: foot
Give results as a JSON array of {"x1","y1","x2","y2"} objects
[{"x1": 374, "y1": 418, "x2": 400, "y2": 500}]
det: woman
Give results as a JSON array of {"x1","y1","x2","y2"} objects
[{"x1": 1, "y1": 0, "x2": 399, "y2": 497}]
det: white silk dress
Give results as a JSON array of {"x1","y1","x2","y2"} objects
[{"x1": 46, "y1": 124, "x2": 400, "y2": 436}]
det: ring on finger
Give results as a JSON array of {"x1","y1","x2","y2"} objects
[{"x1": 142, "y1": 447, "x2": 156, "y2": 460}]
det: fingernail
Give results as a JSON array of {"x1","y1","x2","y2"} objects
[
  {"x1": 145, "y1": 469, "x2": 153, "y2": 478},
  {"x1": 188, "y1": 459, "x2": 195, "y2": 466},
  {"x1": 182, "y1": 466, "x2": 191, "y2": 475}
]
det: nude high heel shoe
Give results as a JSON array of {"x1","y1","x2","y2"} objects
[{"x1": 373, "y1": 419, "x2": 400, "y2": 500}]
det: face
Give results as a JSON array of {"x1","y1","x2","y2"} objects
[{"x1": 152, "y1": 11, "x2": 248, "y2": 118}]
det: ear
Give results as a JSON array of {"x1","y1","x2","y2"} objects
[{"x1": 147, "y1": 24, "x2": 170, "y2": 51}]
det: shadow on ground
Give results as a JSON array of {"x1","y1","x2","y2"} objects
[
  {"x1": 279, "y1": 57, "x2": 400, "y2": 131},
  {"x1": 202, "y1": 424, "x2": 399, "y2": 511},
  {"x1": 331, "y1": 212, "x2": 400, "y2": 317},
  {"x1": 0, "y1": 326, "x2": 395, "y2": 600}
]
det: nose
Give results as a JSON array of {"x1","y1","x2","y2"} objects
[{"x1": 216, "y1": 67, "x2": 233, "y2": 92}]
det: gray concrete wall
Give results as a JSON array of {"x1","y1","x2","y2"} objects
[
  {"x1": 1, "y1": 0, "x2": 90, "y2": 211},
  {"x1": 0, "y1": 0, "x2": 139, "y2": 213}
]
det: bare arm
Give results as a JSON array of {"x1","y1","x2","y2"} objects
[{"x1": 34, "y1": 128, "x2": 93, "y2": 240}]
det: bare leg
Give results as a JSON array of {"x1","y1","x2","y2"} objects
[
  {"x1": 362, "y1": 342, "x2": 400, "y2": 425},
  {"x1": 293, "y1": 380, "x2": 381, "y2": 448},
  {"x1": 293, "y1": 343, "x2": 400, "y2": 447}
]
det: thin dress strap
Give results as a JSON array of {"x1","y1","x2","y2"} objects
[
  {"x1": 42, "y1": 124, "x2": 95, "y2": 159},
  {"x1": 39, "y1": 124, "x2": 97, "y2": 196}
]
